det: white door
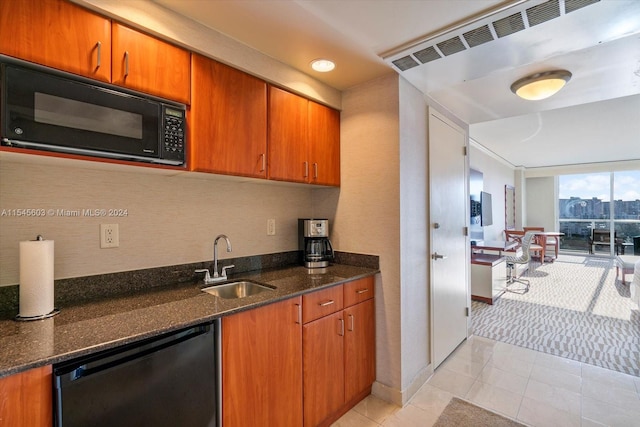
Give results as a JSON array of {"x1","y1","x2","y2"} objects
[{"x1": 429, "y1": 107, "x2": 468, "y2": 369}]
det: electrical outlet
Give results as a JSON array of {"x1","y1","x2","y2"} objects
[
  {"x1": 100, "y1": 224, "x2": 119, "y2": 248},
  {"x1": 267, "y1": 219, "x2": 276, "y2": 236}
]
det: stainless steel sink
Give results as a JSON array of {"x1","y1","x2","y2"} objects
[{"x1": 201, "y1": 280, "x2": 274, "y2": 299}]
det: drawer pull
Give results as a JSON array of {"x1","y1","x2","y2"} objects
[
  {"x1": 304, "y1": 161, "x2": 309, "y2": 178},
  {"x1": 348, "y1": 314, "x2": 354, "y2": 332},
  {"x1": 339, "y1": 318, "x2": 344, "y2": 336},
  {"x1": 295, "y1": 303, "x2": 301, "y2": 324},
  {"x1": 356, "y1": 288, "x2": 369, "y2": 294},
  {"x1": 318, "y1": 300, "x2": 335, "y2": 307}
]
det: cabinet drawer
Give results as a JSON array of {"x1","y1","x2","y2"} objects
[
  {"x1": 344, "y1": 276, "x2": 374, "y2": 307},
  {"x1": 302, "y1": 285, "x2": 343, "y2": 323}
]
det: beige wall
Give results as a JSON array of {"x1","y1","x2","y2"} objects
[
  {"x1": 314, "y1": 74, "x2": 403, "y2": 403},
  {"x1": 0, "y1": 156, "x2": 313, "y2": 285},
  {"x1": 398, "y1": 78, "x2": 430, "y2": 398},
  {"x1": 315, "y1": 74, "x2": 433, "y2": 405},
  {"x1": 526, "y1": 176, "x2": 557, "y2": 231}
]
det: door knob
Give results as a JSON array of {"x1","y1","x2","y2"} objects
[{"x1": 432, "y1": 252, "x2": 447, "y2": 260}]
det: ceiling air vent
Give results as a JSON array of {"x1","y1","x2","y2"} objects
[
  {"x1": 463, "y1": 25, "x2": 494, "y2": 48},
  {"x1": 392, "y1": 55, "x2": 419, "y2": 71},
  {"x1": 526, "y1": 0, "x2": 561, "y2": 26},
  {"x1": 492, "y1": 12, "x2": 525, "y2": 38},
  {"x1": 436, "y1": 36, "x2": 466, "y2": 56},
  {"x1": 413, "y1": 46, "x2": 441, "y2": 64},
  {"x1": 565, "y1": 0, "x2": 600, "y2": 14}
]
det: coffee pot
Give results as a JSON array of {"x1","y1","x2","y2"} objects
[{"x1": 299, "y1": 219, "x2": 334, "y2": 268}]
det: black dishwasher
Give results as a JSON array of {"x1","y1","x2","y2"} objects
[{"x1": 53, "y1": 321, "x2": 219, "y2": 427}]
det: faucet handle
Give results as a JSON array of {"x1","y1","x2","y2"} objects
[
  {"x1": 221, "y1": 264, "x2": 235, "y2": 279},
  {"x1": 195, "y1": 268, "x2": 214, "y2": 284}
]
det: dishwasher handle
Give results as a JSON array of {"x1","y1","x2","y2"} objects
[{"x1": 56, "y1": 325, "x2": 210, "y2": 383}]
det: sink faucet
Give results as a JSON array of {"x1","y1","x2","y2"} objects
[{"x1": 196, "y1": 234, "x2": 234, "y2": 284}]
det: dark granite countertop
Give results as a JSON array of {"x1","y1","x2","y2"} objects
[{"x1": 0, "y1": 263, "x2": 378, "y2": 378}]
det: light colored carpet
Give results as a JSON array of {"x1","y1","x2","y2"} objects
[
  {"x1": 472, "y1": 254, "x2": 640, "y2": 377},
  {"x1": 433, "y1": 397, "x2": 526, "y2": 427}
]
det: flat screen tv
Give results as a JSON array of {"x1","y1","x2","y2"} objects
[{"x1": 481, "y1": 191, "x2": 493, "y2": 226}]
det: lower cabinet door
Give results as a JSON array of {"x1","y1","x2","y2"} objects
[
  {"x1": 303, "y1": 311, "x2": 344, "y2": 427},
  {"x1": 344, "y1": 298, "x2": 376, "y2": 403},
  {"x1": 0, "y1": 365, "x2": 52, "y2": 427},
  {"x1": 222, "y1": 296, "x2": 302, "y2": 427}
]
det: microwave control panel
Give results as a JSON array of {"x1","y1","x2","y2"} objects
[{"x1": 162, "y1": 107, "x2": 186, "y2": 161}]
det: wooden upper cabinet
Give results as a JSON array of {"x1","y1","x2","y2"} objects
[
  {"x1": 222, "y1": 297, "x2": 303, "y2": 427},
  {"x1": 0, "y1": 365, "x2": 53, "y2": 427},
  {"x1": 308, "y1": 101, "x2": 341, "y2": 186},
  {"x1": 268, "y1": 86, "x2": 309, "y2": 183},
  {"x1": 268, "y1": 86, "x2": 340, "y2": 186},
  {"x1": 189, "y1": 54, "x2": 267, "y2": 177},
  {"x1": 111, "y1": 23, "x2": 190, "y2": 104},
  {"x1": 0, "y1": 0, "x2": 111, "y2": 82}
]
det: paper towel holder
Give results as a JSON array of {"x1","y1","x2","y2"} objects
[
  {"x1": 15, "y1": 234, "x2": 60, "y2": 322},
  {"x1": 15, "y1": 308, "x2": 60, "y2": 321}
]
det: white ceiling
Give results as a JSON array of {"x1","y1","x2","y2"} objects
[{"x1": 153, "y1": 0, "x2": 640, "y2": 169}]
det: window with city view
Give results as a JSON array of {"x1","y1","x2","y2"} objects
[{"x1": 558, "y1": 171, "x2": 640, "y2": 256}]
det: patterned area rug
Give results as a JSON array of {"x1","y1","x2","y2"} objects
[
  {"x1": 433, "y1": 397, "x2": 526, "y2": 427},
  {"x1": 472, "y1": 255, "x2": 640, "y2": 377}
]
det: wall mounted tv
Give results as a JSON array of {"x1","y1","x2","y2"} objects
[{"x1": 480, "y1": 191, "x2": 493, "y2": 226}]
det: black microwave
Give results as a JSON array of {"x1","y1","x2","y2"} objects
[{"x1": 0, "y1": 58, "x2": 185, "y2": 166}]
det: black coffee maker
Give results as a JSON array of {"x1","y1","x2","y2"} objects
[{"x1": 299, "y1": 219, "x2": 334, "y2": 268}]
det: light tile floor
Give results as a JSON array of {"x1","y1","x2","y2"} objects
[{"x1": 332, "y1": 336, "x2": 640, "y2": 427}]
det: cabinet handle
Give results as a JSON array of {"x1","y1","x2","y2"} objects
[
  {"x1": 313, "y1": 163, "x2": 318, "y2": 179},
  {"x1": 356, "y1": 288, "x2": 369, "y2": 295},
  {"x1": 96, "y1": 41, "x2": 102, "y2": 69},
  {"x1": 339, "y1": 318, "x2": 344, "y2": 336},
  {"x1": 295, "y1": 303, "x2": 301, "y2": 324},
  {"x1": 124, "y1": 51, "x2": 130, "y2": 77},
  {"x1": 348, "y1": 314, "x2": 354, "y2": 332},
  {"x1": 260, "y1": 153, "x2": 266, "y2": 172},
  {"x1": 318, "y1": 300, "x2": 334, "y2": 307},
  {"x1": 304, "y1": 161, "x2": 309, "y2": 178}
]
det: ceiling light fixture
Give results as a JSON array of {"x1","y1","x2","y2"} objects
[
  {"x1": 310, "y1": 59, "x2": 335, "y2": 72},
  {"x1": 510, "y1": 70, "x2": 572, "y2": 100}
]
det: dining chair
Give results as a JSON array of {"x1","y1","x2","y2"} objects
[{"x1": 524, "y1": 226, "x2": 558, "y2": 260}]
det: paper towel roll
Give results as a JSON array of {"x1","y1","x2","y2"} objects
[{"x1": 19, "y1": 238, "x2": 55, "y2": 318}]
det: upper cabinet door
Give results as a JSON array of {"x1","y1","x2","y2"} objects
[
  {"x1": 308, "y1": 101, "x2": 340, "y2": 187},
  {"x1": 189, "y1": 54, "x2": 267, "y2": 178},
  {"x1": 0, "y1": 0, "x2": 111, "y2": 82},
  {"x1": 268, "y1": 86, "x2": 309, "y2": 183},
  {"x1": 111, "y1": 23, "x2": 190, "y2": 104}
]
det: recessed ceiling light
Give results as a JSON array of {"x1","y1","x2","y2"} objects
[
  {"x1": 510, "y1": 70, "x2": 572, "y2": 101},
  {"x1": 310, "y1": 59, "x2": 335, "y2": 72}
]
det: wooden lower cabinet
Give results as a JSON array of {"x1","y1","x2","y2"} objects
[
  {"x1": 303, "y1": 277, "x2": 376, "y2": 427},
  {"x1": 221, "y1": 296, "x2": 302, "y2": 426},
  {"x1": 344, "y1": 298, "x2": 376, "y2": 403},
  {"x1": 303, "y1": 311, "x2": 345, "y2": 427},
  {"x1": 0, "y1": 365, "x2": 53, "y2": 427}
]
